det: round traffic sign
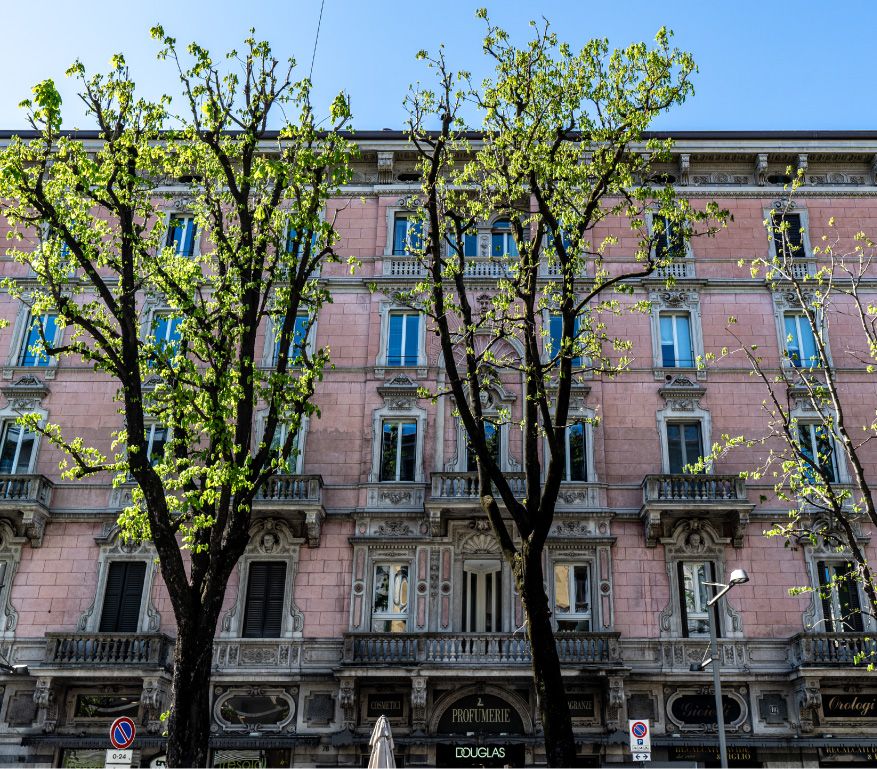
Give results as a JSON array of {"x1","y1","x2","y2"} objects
[
  {"x1": 110, "y1": 716, "x2": 136, "y2": 749},
  {"x1": 631, "y1": 721, "x2": 648, "y2": 739}
]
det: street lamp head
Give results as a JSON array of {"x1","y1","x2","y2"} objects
[{"x1": 728, "y1": 568, "x2": 749, "y2": 586}]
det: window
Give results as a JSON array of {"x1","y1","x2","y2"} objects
[
  {"x1": 380, "y1": 421, "x2": 417, "y2": 482},
  {"x1": 666, "y1": 422, "x2": 703, "y2": 474},
  {"x1": 562, "y1": 423, "x2": 588, "y2": 482},
  {"x1": 554, "y1": 563, "x2": 591, "y2": 631},
  {"x1": 386, "y1": 312, "x2": 420, "y2": 367},
  {"x1": 462, "y1": 561, "x2": 501, "y2": 632},
  {"x1": 817, "y1": 561, "x2": 864, "y2": 633},
  {"x1": 242, "y1": 561, "x2": 287, "y2": 638},
  {"x1": 679, "y1": 561, "x2": 718, "y2": 638},
  {"x1": 659, "y1": 312, "x2": 694, "y2": 368},
  {"x1": 273, "y1": 315, "x2": 309, "y2": 366},
  {"x1": 491, "y1": 218, "x2": 518, "y2": 257},
  {"x1": 798, "y1": 423, "x2": 837, "y2": 483},
  {"x1": 98, "y1": 561, "x2": 146, "y2": 633},
  {"x1": 285, "y1": 226, "x2": 317, "y2": 257},
  {"x1": 653, "y1": 214, "x2": 686, "y2": 261},
  {"x1": 392, "y1": 214, "x2": 423, "y2": 256},
  {"x1": 784, "y1": 313, "x2": 819, "y2": 368},
  {"x1": 372, "y1": 563, "x2": 409, "y2": 632},
  {"x1": 152, "y1": 312, "x2": 182, "y2": 351},
  {"x1": 466, "y1": 422, "x2": 501, "y2": 472},
  {"x1": 165, "y1": 214, "x2": 198, "y2": 257},
  {"x1": 544, "y1": 228, "x2": 572, "y2": 253},
  {"x1": 771, "y1": 212, "x2": 804, "y2": 259},
  {"x1": 548, "y1": 314, "x2": 582, "y2": 367},
  {"x1": 449, "y1": 227, "x2": 478, "y2": 258},
  {"x1": 18, "y1": 312, "x2": 58, "y2": 367},
  {"x1": 0, "y1": 423, "x2": 36, "y2": 474},
  {"x1": 144, "y1": 424, "x2": 168, "y2": 467}
]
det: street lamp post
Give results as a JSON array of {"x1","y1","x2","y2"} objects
[{"x1": 699, "y1": 568, "x2": 749, "y2": 769}]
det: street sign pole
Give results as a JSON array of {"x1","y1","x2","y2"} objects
[{"x1": 629, "y1": 719, "x2": 651, "y2": 762}]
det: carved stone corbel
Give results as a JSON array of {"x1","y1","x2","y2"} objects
[
  {"x1": 338, "y1": 678, "x2": 356, "y2": 730},
  {"x1": 871, "y1": 155, "x2": 877, "y2": 186},
  {"x1": 141, "y1": 678, "x2": 169, "y2": 734},
  {"x1": 33, "y1": 677, "x2": 58, "y2": 733},
  {"x1": 643, "y1": 510, "x2": 662, "y2": 548},
  {"x1": 429, "y1": 508, "x2": 443, "y2": 537},
  {"x1": 411, "y1": 677, "x2": 428, "y2": 733},
  {"x1": 305, "y1": 509, "x2": 324, "y2": 548},
  {"x1": 797, "y1": 154, "x2": 808, "y2": 182},
  {"x1": 732, "y1": 509, "x2": 751, "y2": 549},
  {"x1": 755, "y1": 154, "x2": 768, "y2": 187},
  {"x1": 21, "y1": 508, "x2": 48, "y2": 548},
  {"x1": 377, "y1": 152, "x2": 394, "y2": 184},
  {"x1": 678, "y1": 154, "x2": 690, "y2": 186},
  {"x1": 795, "y1": 679, "x2": 821, "y2": 734},
  {"x1": 606, "y1": 676, "x2": 625, "y2": 733}
]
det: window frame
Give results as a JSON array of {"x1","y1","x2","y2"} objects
[
  {"x1": 659, "y1": 311, "x2": 695, "y2": 368},
  {"x1": 371, "y1": 562, "x2": 411, "y2": 633},
  {"x1": 665, "y1": 421, "x2": 705, "y2": 475},
  {"x1": 390, "y1": 212, "x2": 424, "y2": 256},
  {"x1": 552, "y1": 562, "x2": 593, "y2": 632},
  {"x1": 678, "y1": 560, "x2": 721, "y2": 639},
  {"x1": 385, "y1": 311, "x2": 421, "y2": 368},
  {"x1": 546, "y1": 312, "x2": 584, "y2": 369},
  {"x1": 162, "y1": 212, "x2": 200, "y2": 258},
  {"x1": 782, "y1": 311, "x2": 821, "y2": 369},
  {"x1": 490, "y1": 217, "x2": 519, "y2": 258},
  {"x1": 649, "y1": 212, "x2": 692, "y2": 261},
  {"x1": 379, "y1": 419, "x2": 418, "y2": 483},
  {"x1": 0, "y1": 420, "x2": 38, "y2": 475},
  {"x1": 649, "y1": 290, "x2": 704, "y2": 378},
  {"x1": 376, "y1": 304, "x2": 426, "y2": 370},
  {"x1": 16, "y1": 311, "x2": 59, "y2": 368},
  {"x1": 797, "y1": 422, "x2": 839, "y2": 484}
]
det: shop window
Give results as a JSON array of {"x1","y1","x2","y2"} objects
[{"x1": 372, "y1": 563, "x2": 409, "y2": 632}]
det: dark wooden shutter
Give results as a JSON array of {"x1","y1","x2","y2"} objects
[
  {"x1": 816, "y1": 561, "x2": 836, "y2": 633},
  {"x1": 840, "y1": 561, "x2": 865, "y2": 632},
  {"x1": 99, "y1": 561, "x2": 146, "y2": 633},
  {"x1": 243, "y1": 562, "x2": 286, "y2": 638},
  {"x1": 677, "y1": 561, "x2": 689, "y2": 638},
  {"x1": 710, "y1": 562, "x2": 722, "y2": 638}
]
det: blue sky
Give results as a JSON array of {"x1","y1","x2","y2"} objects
[{"x1": 0, "y1": 0, "x2": 873, "y2": 131}]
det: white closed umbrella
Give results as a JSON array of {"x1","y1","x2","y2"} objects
[{"x1": 368, "y1": 714, "x2": 396, "y2": 769}]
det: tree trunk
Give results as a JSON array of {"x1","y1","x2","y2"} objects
[
  {"x1": 520, "y1": 542, "x2": 577, "y2": 767},
  {"x1": 166, "y1": 619, "x2": 217, "y2": 767}
]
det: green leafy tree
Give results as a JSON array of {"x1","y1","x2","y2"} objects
[
  {"x1": 404, "y1": 14, "x2": 725, "y2": 765},
  {"x1": 0, "y1": 32, "x2": 353, "y2": 767},
  {"x1": 717, "y1": 176, "x2": 877, "y2": 641}
]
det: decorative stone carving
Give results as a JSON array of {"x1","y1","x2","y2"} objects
[
  {"x1": 692, "y1": 172, "x2": 751, "y2": 186},
  {"x1": 377, "y1": 374, "x2": 420, "y2": 410},
  {"x1": 658, "y1": 375, "x2": 706, "y2": 413},
  {"x1": 678, "y1": 154, "x2": 690, "y2": 186},
  {"x1": 305, "y1": 509, "x2": 324, "y2": 548},
  {"x1": 141, "y1": 678, "x2": 168, "y2": 734},
  {"x1": 797, "y1": 154, "x2": 808, "y2": 178},
  {"x1": 1, "y1": 375, "x2": 49, "y2": 412},
  {"x1": 33, "y1": 677, "x2": 58, "y2": 733},
  {"x1": 796, "y1": 679, "x2": 822, "y2": 733},
  {"x1": 606, "y1": 677, "x2": 625, "y2": 733},
  {"x1": 411, "y1": 677, "x2": 428, "y2": 732},
  {"x1": 377, "y1": 152, "x2": 394, "y2": 184},
  {"x1": 808, "y1": 173, "x2": 867, "y2": 186},
  {"x1": 376, "y1": 520, "x2": 413, "y2": 536},
  {"x1": 755, "y1": 154, "x2": 768, "y2": 186},
  {"x1": 338, "y1": 679, "x2": 356, "y2": 730}
]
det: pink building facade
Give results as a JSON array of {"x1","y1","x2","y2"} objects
[{"x1": 0, "y1": 132, "x2": 874, "y2": 767}]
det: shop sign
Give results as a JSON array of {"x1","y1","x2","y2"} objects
[
  {"x1": 567, "y1": 691, "x2": 597, "y2": 719},
  {"x1": 822, "y1": 693, "x2": 877, "y2": 719},
  {"x1": 366, "y1": 692, "x2": 405, "y2": 719},
  {"x1": 819, "y1": 745, "x2": 877, "y2": 763},
  {"x1": 669, "y1": 746, "x2": 754, "y2": 763},
  {"x1": 437, "y1": 693, "x2": 524, "y2": 735},
  {"x1": 668, "y1": 694, "x2": 742, "y2": 725},
  {"x1": 435, "y1": 743, "x2": 526, "y2": 768},
  {"x1": 212, "y1": 750, "x2": 267, "y2": 768}
]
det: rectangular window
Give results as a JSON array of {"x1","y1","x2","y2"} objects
[
  {"x1": 285, "y1": 225, "x2": 318, "y2": 257},
  {"x1": 563, "y1": 423, "x2": 588, "y2": 482},
  {"x1": 548, "y1": 314, "x2": 582, "y2": 367},
  {"x1": 784, "y1": 313, "x2": 819, "y2": 368},
  {"x1": 491, "y1": 219, "x2": 518, "y2": 257},
  {"x1": 554, "y1": 563, "x2": 591, "y2": 631},
  {"x1": 653, "y1": 214, "x2": 685, "y2": 261},
  {"x1": 462, "y1": 563, "x2": 501, "y2": 632},
  {"x1": 0, "y1": 423, "x2": 36, "y2": 475},
  {"x1": 679, "y1": 561, "x2": 717, "y2": 638},
  {"x1": 273, "y1": 315, "x2": 309, "y2": 366},
  {"x1": 145, "y1": 424, "x2": 168, "y2": 467},
  {"x1": 660, "y1": 312, "x2": 694, "y2": 368},
  {"x1": 242, "y1": 561, "x2": 287, "y2": 638},
  {"x1": 817, "y1": 561, "x2": 864, "y2": 633},
  {"x1": 467, "y1": 422, "x2": 501, "y2": 472},
  {"x1": 772, "y1": 212, "x2": 804, "y2": 259},
  {"x1": 372, "y1": 563, "x2": 409, "y2": 632},
  {"x1": 380, "y1": 421, "x2": 417, "y2": 482},
  {"x1": 18, "y1": 312, "x2": 58, "y2": 367},
  {"x1": 152, "y1": 312, "x2": 182, "y2": 351},
  {"x1": 386, "y1": 312, "x2": 420, "y2": 366},
  {"x1": 269, "y1": 424, "x2": 300, "y2": 474},
  {"x1": 165, "y1": 215, "x2": 198, "y2": 257},
  {"x1": 392, "y1": 214, "x2": 422, "y2": 256},
  {"x1": 99, "y1": 561, "x2": 146, "y2": 633},
  {"x1": 798, "y1": 423, "x2": 837, "y2": 483},
  {"x1": 666, "y1": 422, "x2": 703, "y2": 474}
]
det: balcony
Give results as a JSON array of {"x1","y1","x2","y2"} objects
[
  {"x1": 252, "y1": 474, "x2": 325, "y2": 547},
  {"x1": 426, "y1": 471, "x2": 525, "y2": 535},
  {"x1": 0, "y1": 474, "x2": 53, "y2": 547},
  {"x1": 640, "y1": 474, "x2": 754, "y2": 547},
  {"x1": 791, "y1": 633, "x2": 877, "y2": 667},
  {"x1": 343, "y1": 632, "x2": 621, "y2": 668},
  {"x1": 656, "y1": 259, "x2": 695, "y2": 280},
  {"x1": 43, "y1": 633, "x2": 173, "y2": 670}
]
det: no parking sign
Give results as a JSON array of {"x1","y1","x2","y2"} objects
[{"x1": 629, "y1": 719, "x2": 651, "y2": 760}]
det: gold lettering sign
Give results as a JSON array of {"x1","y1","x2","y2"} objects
[{"x1": 823, "y1": 694, "x2": 877, "y2": 719}]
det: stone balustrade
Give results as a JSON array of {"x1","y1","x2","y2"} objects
[
  {"x1": 656, "y1": 259, "x2": 695, "y2": 279},
  {"x1": 44, "y1": 633, "x2": 173, "y2": 668},
  {"x1": 643, "y1": 473, "x2": 745, "y2": 503},
  {"x1": 0, "y1": 474, "x2": 53, "y2": 506},
  {"x1": 343, "y1": 632, "x2": 621, "y2": 666},
  {"x1": 255, "y1": 474, "x2": 323, "y2": 503},
  {"x1": 792, "y1": 632, "x2": 877, "y2": 667},
  {"x1": 430, "y1": 472, "x2": 526, "y2": 500}
]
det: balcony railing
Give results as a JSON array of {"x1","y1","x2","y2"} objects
[
  {"x1": 643, "y1": 474, "x2": 745, "y2": 503},
  {"x1": 0, "y1": 474, "x2": 53, "y2": 506},
  {"x1": 44, "y1": 633, "x2": 173, "y2": 667},
  {"x1": 343, "y1": 632, "x2": 621, "y2": 666},
  {"x1": 255, "y1": 474, "x2": 322, "y2": 503},
  {"x1": 656, "y1": 259, "x2": 695, "y2": 280},
  {"x1": 430, "y1": 472, "x2": 526, "y2": 500},
  {"x1": 793, "y1": 633, "x2": 877, "y2": 667}
]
